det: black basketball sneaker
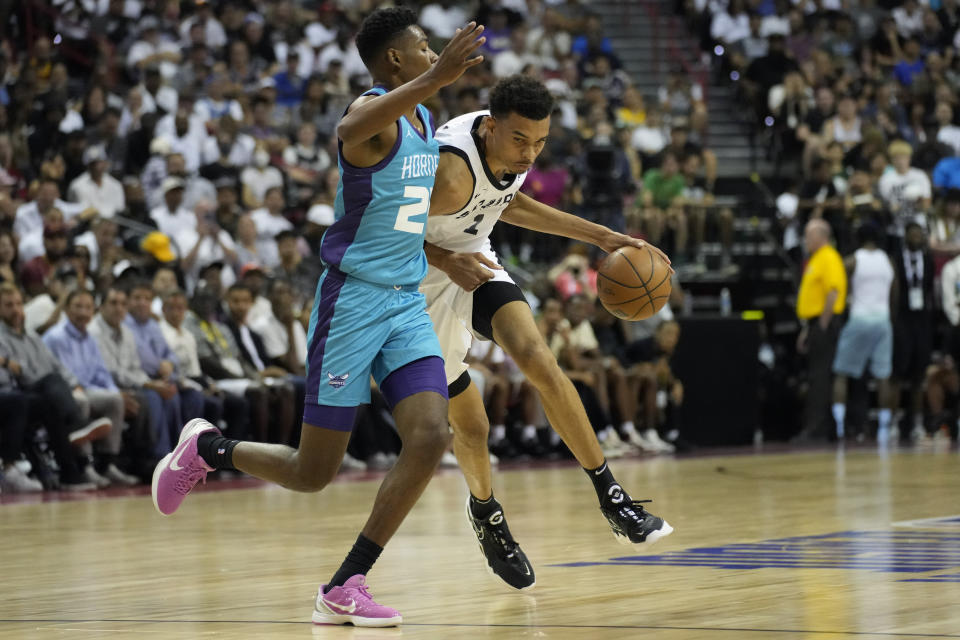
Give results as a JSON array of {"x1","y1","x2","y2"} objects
[
  {"x1": 465, "y1": 496, "x2": 535, "y2": 590},
  {"x1": 600, "y1": 484, "x2": 673, "y2": 546}
]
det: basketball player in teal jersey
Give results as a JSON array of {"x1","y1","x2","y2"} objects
[
  {"x1": 422, "y1": 76, "x2": 673, "y2": 590},
  {"x1": 151, "y1": 8, "x2": 485, "y2": 627}
]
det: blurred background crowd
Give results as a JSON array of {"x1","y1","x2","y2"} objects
[{"x1": 0, "y1": 0, "x2": 958, "y2": 494}]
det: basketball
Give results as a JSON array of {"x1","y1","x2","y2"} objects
[{"x1": 597, "y1": 245, "x2": 672, "y2": 320}]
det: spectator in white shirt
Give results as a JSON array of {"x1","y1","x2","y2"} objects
[
  {"x1": 892, "y1": 0, "x2": 924, "y2": 38},
  {"x1": 711, "y1": 0, "x2": 751, "y2": 47},
  {"x1": 935, "y1": 102, "x2": 960, "y2": 157},
  {"x1": 14, "y1": 179, "x2": 90, "y2": 242},
  {"x1": 315, "y1": 30, "x2": 366, "y2": 77},
  {"x1": 126, "y1": 16, "x2": 182, "y2": 82},
  {"x1": 178, "y1": 2, "x2": 227, "y2": 50},
  {"x1": 234, "y1": 213, "x2": 278, "y2": 270},
  {"x1": 241, "y1": 146, "x2": 284, "y2": 208},
  {"x1": 193, "y1": 74, "x2": 244, "y2": 127},
  {"x1": 250, "y1": 187, "x2": 293, "y2": 243},
  {"x1": 493, "y1": 25, "x2": 539, "y2": 78},
  {"x1": 419, "y1": 0, "x2": 469, "y2": 39},
  {"x1": 251, "y1": 279, "x2": 306, "y2": 376},
  {"x1": 67, "y1": 146, "x2": 125, "y2": 219},
  {"x1": 879, "y1": 140, "x2": 933, "y2": 234},
  {"x1": 155, "y1": 100, "x2": 210, "y2": 175},
  {"x1": 175, "y1": 200, "x2": 239, "y2": 292},
  {"x1": 150, "y1": 177, "x2": 197, "y2": 239},
  {"x1": 940, "y1": 252, "x2": 960, "y2": 328}
]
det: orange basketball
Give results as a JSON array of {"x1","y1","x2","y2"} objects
[{"x1": 597, "y1": 245, "x2": 672, "y2": 321}]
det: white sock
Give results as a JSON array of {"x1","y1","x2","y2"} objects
[
  {"x1": 878, "y1": 409, "x2": 892, "y2": 432},
  {"x1": 491, "y1": 424, "x2": 506, "y2": 442},
  {"x1": 598, "y1": 427, "x2": 613, "y2": 443},
  {"x1": 522, "y1": 424, "x2": 537, "y2": 441},
  {"x1": 832, "y1": 403, "x2": 846, "y2": 437},
  {"x1": 913, "y1": 413, "x2": 924, "y2": 431},
  {"x1": 621, "y1": 420, "x2": 636, "y2": 434}
]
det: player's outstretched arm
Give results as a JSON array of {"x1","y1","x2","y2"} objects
[
  {"x1": 501, "y1": 192, "x2": 672, "y2": 267},
  {"x1": 337, "y1": 23, "x2": 485, "y2": 149}
]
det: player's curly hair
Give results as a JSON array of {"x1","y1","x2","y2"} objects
[
  {"x1": 355, "y1": 6, "x2": 419, "y2": 69},
  {"x1": 489, "y1": 75, "x2": 555, "y2": 121}
]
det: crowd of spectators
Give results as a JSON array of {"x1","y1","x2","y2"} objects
[
  {"x1": 0, "y1": 0, "x2": 697, "y2": 494},
  {"x1": 682, "y1": 0, "x2": 960, "y2": 445}
]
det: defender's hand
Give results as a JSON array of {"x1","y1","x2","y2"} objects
[
  {"x1": 443, "y1": 251, "x2": 502, "y2": 292},
  {"x1": 426, "y1": 23, "x2": 486, "y2": 88}
]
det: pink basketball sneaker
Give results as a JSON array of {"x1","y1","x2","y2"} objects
[
  {"x1": 312, "y1": 575, "x2": 402, "y2": 627},
  {"x1": 151, "y1": 418, "x2": 219, "y2": 516}
]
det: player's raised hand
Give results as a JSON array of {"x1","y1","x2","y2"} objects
[
  {"x1": 600, "y1": 231, "x2": 674, "y2": 274},
  {"x1": 427, "y1": 23, "x2": 486, "y2": 88},
  {"x1": 443, "y1": 251, "x2": 502, "y2": 292}
]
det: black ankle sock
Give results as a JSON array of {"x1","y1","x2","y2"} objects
[
  {"x1": 196, "y1": 432, "x2": 239, "y2": 469},
  {"x1": 327, "y1": 534, "x2": 383, "y2": 590},
  {"x1": 469, "y1": 493, "x2": 499, "y2": 519},
  {"x1": 585, "y1": 459, "x2": 617, "y2": 502}
]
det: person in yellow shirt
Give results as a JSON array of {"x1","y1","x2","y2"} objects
[{"x1": 796, "y1": 219, "x2": 848, "y2": 440}]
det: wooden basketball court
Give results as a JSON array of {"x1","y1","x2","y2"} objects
[{"x1": 2, "y1": 446, "x2": 959, "y2": 639}]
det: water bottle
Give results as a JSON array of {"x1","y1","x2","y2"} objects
[{"x1": 719, "y1": 287, "x2": 732, "y2": 317}]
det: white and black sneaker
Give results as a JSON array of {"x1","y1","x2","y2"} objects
[
  {"x1": 465, "y1": 496, "x2": 535, "y2": 590},
  {"x1": 600, "y1": 484, "x2": 673, "y2": 546}
]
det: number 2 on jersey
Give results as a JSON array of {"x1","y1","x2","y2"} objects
[
  {"x1": 394, "y1": 185, "x2": 431, "y2": 234},
  {"x1": 464, "y1": 214, "x2": 484, "y2": 235}
]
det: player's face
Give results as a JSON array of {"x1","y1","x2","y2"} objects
[
  {"x1": 393, "y1": 26, "x2": 438, "y2": 82},
  {"x1": 488, "y1": 113, "x2": 551, "y2": 175}
]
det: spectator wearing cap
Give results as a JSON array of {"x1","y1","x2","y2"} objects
[
  {"x1": 241, "y1": 147, "x2": 284, "y2": 210},
  {"x1": 176, "y1": 200, "x2": 239, "y2": 292},
  {"x1": 158, "y1": 151, "x2": 216, "y2": 214},
  {"x1": 272, "y1": 229, "x2": 322, "y2": 321},
  {"x1": 213, "y1": 175, "x2": 242, "y2": 233},
  {"x1": 67, "y1": 146, "x2": 126, "y2": 219},
  {"x1": 127, "y1": 15, "x2": 182, "y2": 82},
  {"x1": 150, "y1": 176, "x2": 196, "y2": 239},
  {"x1": 124, "y1": 280, "x2": 207, "y2": 428},
  {"x1": 141, "y1": 231, "x2": 178, "y2": 269},
  {"x1": 42, "y1": 289, "x2": 133, "y2": 488},
  {"x1": 14, "y1": 179, "x2": 89, "y2": 243},
  {"x1": 879, "y1": 140, "x2": 933, "y2": 237}
]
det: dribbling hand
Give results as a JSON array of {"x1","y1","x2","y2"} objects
[
  {"x1": 601, "y1": 231, "x2": 674, "y2": 274},
  {"x1": 427, "y1": 23, "x2": 486, "y2": 88}
]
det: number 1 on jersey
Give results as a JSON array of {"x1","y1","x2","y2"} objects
[
  {"x1": 464, "y1": 214, "x2": 484, "y2": 235},
  {"x1": 394, "y1": 185, "x2": 431, "y2": 234}
]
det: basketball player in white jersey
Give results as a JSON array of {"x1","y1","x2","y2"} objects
[
  {"x1": 831, "y1": 222, "x2": 897, "y2": 442},
  {"x1": 422, "y1": 76, "x2": 673, "y2": 590}
]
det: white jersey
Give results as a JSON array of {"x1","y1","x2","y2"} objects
[
  {"x1": 421, "y1": 111, "x2": 529, "y2": 384},
  {"x1": 426, "y1": 110, "x2": 528, "y2": 255},
  {"x1": 849, "y1": 247, "x2": 894, "y2": 319}
]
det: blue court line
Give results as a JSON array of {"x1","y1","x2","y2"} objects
[{"x1": 1, "y1": 619, "x2": 958, "y2": 637}]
